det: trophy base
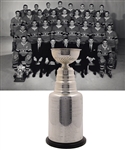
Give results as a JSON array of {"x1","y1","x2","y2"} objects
[{"x1": 46, "y1": 136, "x2": 86, "y2": 149}]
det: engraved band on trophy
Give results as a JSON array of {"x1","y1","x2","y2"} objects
[{"x1": 46, "y1": 48, "x2": 86, "y2": 149}]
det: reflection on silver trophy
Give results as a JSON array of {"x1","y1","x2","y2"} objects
[{"x1": 46, "y1": 48, "x2": 86, "y2": 149}]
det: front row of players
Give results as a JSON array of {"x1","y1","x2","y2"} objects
[{"x1": 12, "y1": 34, "x2": 116, "y2": 81}]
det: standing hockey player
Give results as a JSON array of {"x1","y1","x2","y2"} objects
[
  {"x1": 27, "y1": 20, "x2": 39, "y2": 47},
  {"x1": 105, "y1": 25, "x2": 118, "y2": 52},
  {"x1": 22, "y1": 9, "x2": 35, "y2": 29},
  {"x1": 20, "y1": 4, "x2": 28, "y2": 18},
  {"x1": 10, "y1": 10, "x2": 22, "y2": 37},
  {"x1": 67, "y1": 3, "x2": 75, "y2": 18},
  {"x1": 91, "y1": 21, "x2": 105, "y2": 46},
  {"x1": 59, "y1": 9, "x2": 71, "y2": 28},
  {"x1": 35, "y1": 9, "x2": 46, "y2": 27},
  {"x1": 55, "y1": 1, "x2": 66, "y2": 17},
  {"x1": 32, "y1": 4, "x2": 39, "y2": 16},
  {"x1": 79, "y1": 4, "x2": 86, "y2": 18},
  {"x1": 43, "y1": 2, "x2": 52, "y2": 18}
]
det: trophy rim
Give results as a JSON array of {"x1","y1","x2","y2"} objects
[{"x1": 51, "y1": 48, "x2": 82, "y2": 51}]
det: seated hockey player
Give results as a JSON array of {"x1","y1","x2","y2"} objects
[
  {"x1": 20, "y1": 4, "x2": 28, "y2": 18},
  {"x1": 13, "y1": 24, "x2": 27, "y2": 51},
  {"x1": 10, "y1": 10, "x2": 22, "y2": 38},
  {"x1": 94, "y1": 11, "x2": 105, "y2": 26},
  {"x1": 31, "y1": 37, "x2": 45, "y2": 78},
  {"x1": 104, "y1": 11, "x2": 113, "y2": 29},
  {"x1": 27, "y1": 20, "x2": 39, "y2": 48},
  {"x1": 67, "y1": 3, "x2": 75, "y2": 18},
  {"x1": 51, "y1": 19, "x2": 66, "y2": 48},
  {"x1": 43, "y1": 2, "x2": 52, "y2": 18},
  {"x1": 35, "y1": 9, "x2": 46, "y2": 27},
  {"x1": 79, "y1": 4, "x2": 86, "y2": 18},
  {"x1": 97, "y1": 39, "x2": 114, "y2": 78},
  {"x1": 32, "y1": 4, "x2": 39, "y2": 16},
  {"x1": 83, "y1": 11, "x2": 94, "y2": 27},
  {"x1": 91, "y1": 21, "x2": 105, "y2": 47},
  {"x1": 72, "y1": 9, "x2": 83, "y2": 28},
  {"x1": 22, "y1": 9, "x2": 35, "y2": 29},
  {"x1": 80, "y1": 37, "x2": 98, "y2": 77},
  {"x1": 59, "y1": 9, "x2": 71, "y2": 29},
  {"x1": 12, "y1": 36, "x2": 32, "y2": 77}
]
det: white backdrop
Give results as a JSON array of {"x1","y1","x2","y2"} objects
[{"x1": 0, "y1": 91, "x2": 125, "y2": 150}]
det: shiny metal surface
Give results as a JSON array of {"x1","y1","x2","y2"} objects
[{"x1": 48, "y1": 48, "x2": 84, "y2": 143}]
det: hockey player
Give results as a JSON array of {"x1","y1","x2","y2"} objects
[
  {"x1": 32, "y1": 4, "x2": 39, "y2": 16},
  {"x1": 20, "y1": 4, "x2": 28, "y2": 18},
  {"x1": 87, "y1": 4, "x2": 96, "y2": 17},
  {"x1": 98, "y1": 4, "x2": 105, "y2": 18},
  {"x1": 97, "y1": 39, "x2": 113, "y2": 78},
  {"x1": 12, "y1": 24, "x2": 27, "y2": 51},
  {"x1": 55, "y1": 1, "x2": 66, "y2": 17},
  {"x1": 64, "y1": 19, "x2": 80, "y2": 48},
  {"x1": 43, "y1": 2, "x2": 52, "y2": 18},
  {"x1": 47, "y1": 9, "x2": 58, "y2": 27},
  {"x1": 105, "y1": 25, "x2": 118, "y2": 52},
  {"x1": 10, "y1": 10, "x2": 22, "y2": 37},
  {"x1": 67, "y1": 3, "x2": 75, "y2": 18},
  {"x1": 79, "y1": 21, "x2": 91, "y2": 45},
  {"x1": 79, "y1": 20, "x2": 92, "y2": 59},
  {"x1": 91, "y1": 21, "x2": 105, "y2": 46},
  {"x1": 35, "y1": 9, "x2": 46, "y2": 27},
  {"x1": 22, "y1": 9, "x2": 35, "y2": 29},
  {"x1": 27, "y1": 20, "x2": 39, "y2": 47},
  {"x1": 12, "y1": 36, "x2": 32, "y2": 76},
  {"x1": 72, "y1": 9, "x2": 83, "y2": 28},
  {"x1": 94, "y1": 11, "x2": 105, "y2": 26},
  {"x1": 79, "y1": 4, "x2": 86, "y2": 18},
  {"x1": 83, "y1": 11, "x2": 94, "y2": 27},
  {"x1": 104, "y1": 11, "x2": 113, "y2": 29},
  {"x1": 39, "y1": 20, "x2": 53, "y2": 63},
  {"x1": 59, "y1": 9, "x2": 71, "y2": 28},
  {"x1": 51, "y1": 19, "x2": 66, "y2": 48}
]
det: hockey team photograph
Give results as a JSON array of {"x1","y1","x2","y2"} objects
[{"x1": 0, "y1": 0, "x2": 125, "y2": 90}]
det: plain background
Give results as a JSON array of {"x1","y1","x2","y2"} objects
[
  {"x1": 0, "y1": 91, "x2": 125, "y2": 150},
  {"x1": 0, "y1": 0, "x2": 125, "y2": 38}
]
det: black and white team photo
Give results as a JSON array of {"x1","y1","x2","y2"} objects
[{"x1": 0, "y1": 0, "x2": 125, "y2": 90}]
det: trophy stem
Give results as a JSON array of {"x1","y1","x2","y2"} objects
[{"x1": 54, "y1": 64, "x2": 77, "y2": 93}]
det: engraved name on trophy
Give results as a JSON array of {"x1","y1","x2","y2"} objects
[{"x1": 46, "y1": 48, "x2": 86, "y2": 148}]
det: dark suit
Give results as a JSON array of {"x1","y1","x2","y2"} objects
[
  {"x1": 80, "y1": 42, "x2": 98, "y2": 74},
  {"x1": 31, "y1": 42, "x2": 45, "y2": 77}
]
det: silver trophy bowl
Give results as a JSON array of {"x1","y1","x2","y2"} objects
[{"x1": 46, "y1": 48, "x2": 86, "y2": 149}]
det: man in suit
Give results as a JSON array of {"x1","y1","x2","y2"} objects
[
  {"x1": 31, "y1": 37, "x2": 45, "y2": 78},
  {"x1": 80, "y1": 37, "x2": 98, "y2": 77}
]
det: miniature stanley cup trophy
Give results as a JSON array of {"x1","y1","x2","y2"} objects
[{"x1": 46, "y1": 48, "x2": 86, "y2": 148}]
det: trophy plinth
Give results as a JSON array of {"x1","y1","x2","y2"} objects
[{"x1": 46, "y1": 48, "x2": 86, "y2": 148}]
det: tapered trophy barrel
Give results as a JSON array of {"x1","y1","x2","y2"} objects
[{"x1": 46, "y1": 48, "x2": 86, "y2": 148}]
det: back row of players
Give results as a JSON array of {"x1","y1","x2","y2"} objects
[{"x1": 11, "y1": 1, "x2": 118, "y2": 78}]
